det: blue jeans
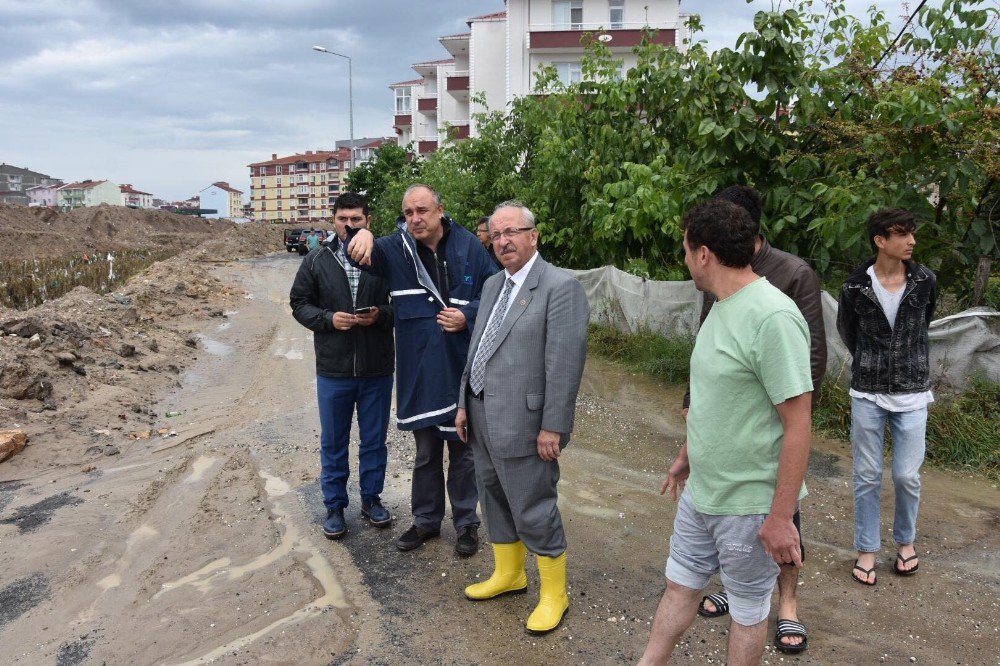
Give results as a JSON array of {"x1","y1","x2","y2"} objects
[
  {"x1": 317, "y1": 374, "x2": 393, "y2": 510},
  {"x1": 850, "y1": 397, "x2": 927, "y2": 552}
]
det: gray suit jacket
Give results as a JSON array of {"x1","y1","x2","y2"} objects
[{"x1": 459, "y1": 254, "x2": 590, "y2": 458}]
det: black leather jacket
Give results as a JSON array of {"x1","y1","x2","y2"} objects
[
  {"x1": 289, "y1": 239, "x2": 394, "y2": 378},
  {"x1": 837, "y1": 258, "x2": 936, "y2": 393}
]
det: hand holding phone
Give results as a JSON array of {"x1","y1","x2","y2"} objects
[{"x1": 354, "y1": 306, "x2": 374, "y2": 314}]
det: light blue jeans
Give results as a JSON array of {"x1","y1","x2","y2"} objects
[{"x1": 851, "y1": 397, "x2": 927, "y2": 552}]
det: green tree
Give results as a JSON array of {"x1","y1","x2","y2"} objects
[{"x1": 345, "y1": 142, "x2": 421, "y2": 235}]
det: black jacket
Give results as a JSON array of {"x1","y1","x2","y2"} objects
[
  {"x1": 837, "y1": 258, "x2": 936, "y2": 393},
  {"x1": 289, "y1": 239, "x2": 394, "y2": 378}
]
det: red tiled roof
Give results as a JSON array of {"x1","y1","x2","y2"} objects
[
  {"x1": 120, "y1": 184, "x2": 152, "y2": 195},
  {"x1": 389, "y1": 78, "x2": 424, "y2": 87},
  {"x1": 61, "y1": 180, "x2": 107, "y2": 190},
  {"x1": 211, "y1": 181, "x2": 243, "y2": 194},
  {"x1": 413, "y1": 58, "x2": 455, "y2": 66},
  {"x1": 468, "y1": 11, "x2": 507, "y2": 22},
  {"x1": 247, "y1": 150, "x2": 349, "y2": 167}
]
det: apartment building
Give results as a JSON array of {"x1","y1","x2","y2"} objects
[
  {"x1": 336, "y1": 137, "x2": 397, "y2": 165},
  {"x1": 26, "y1": 182, "x2": 64, "y2": 208},
  {"x1": 57, "y1": 180, "x2": 121, "y2": 211},
  {"x1": 391, "y1": 0, "x2": 688, "y2": 150},
  {"x1": 120, "y1": 184, "x2": 155, "y2": 209},
  {"x1": 0, "y1": 163, "x2": 60, "y2": 205},
  {"x1": 247, "y1": 149, "x2": 351, "y2": 224},
  {"x1": 200, "y1": 182, "x2": 245, "y2": 219}
]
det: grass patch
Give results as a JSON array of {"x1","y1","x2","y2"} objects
[
  {"x1": 925, "y1": 376, "x2": 1000, "y2": 477},
  {"x1": 814, "y1": 374, "x2": 1000, "y2": 478},
  {"x1": 0, "y1": 250, "x2": 176, "y2": 310},
  {"x1": 588, "y1": 323, "x2": 694, "y2": 384},
  {"x1": 591, "y1": 323, "x2": 999, "y2": 478}
]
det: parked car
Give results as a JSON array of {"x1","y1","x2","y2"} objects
[
  {"x1": 295, "y1": 229, "x2": 332, "y2": 255},
  {"x1": 283, "y1": 229, "x2": 307, "y2": 252}
]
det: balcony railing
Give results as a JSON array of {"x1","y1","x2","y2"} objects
[
  {"x1": 446, "y1": 72, "x2": 470, "y2": 92},
  {"x1": 531, "y1": 21, "x2": 677, "y2": 32},
  {"x1": 417, "y1": 96, "x2": 438, "y2": 112},
  {"x1": 528, "y1": 22, "x2": 678, "y2": 49}
]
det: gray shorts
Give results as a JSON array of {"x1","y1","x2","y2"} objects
[{"x1": 665, "y1": 488, "x2": 779, "y2": 626}]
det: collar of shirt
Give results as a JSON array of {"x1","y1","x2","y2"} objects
[{"x1": 504, "y1": 250, "x2": 539, "y2": 289}]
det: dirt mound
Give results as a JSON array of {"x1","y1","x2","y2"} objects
[
  {"x1": 0, "y1": 204, "x2": 234, "y2": 262},
  {"x1": 189, "y1": 221, "x2": 286, "y2": 262},
  {"x1": 0, "y1": 250, "x2": 245, "y2": 465}
]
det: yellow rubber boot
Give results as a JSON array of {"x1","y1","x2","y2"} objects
[
  {"x1": 525, "y1": 552, "x2": 569, "y2": 634},
  {"x1": 464, "y1": 541, "x2": 528, "y2": 600}
]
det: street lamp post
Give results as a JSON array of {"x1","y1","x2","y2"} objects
[{"x1": 312, "y1": 45, "x2": 355, "y2": 170}]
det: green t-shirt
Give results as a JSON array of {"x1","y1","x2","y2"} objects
[{"x1": 687, "y1": 277, "x2": 812, "y2": 515}]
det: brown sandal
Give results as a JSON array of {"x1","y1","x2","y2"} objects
[
  {"x1": 893, "y1": 552, "x2": 920, "y2": 576},
  {"x1": 852, "y1": 560, "x2": 877, "y2": 586}
]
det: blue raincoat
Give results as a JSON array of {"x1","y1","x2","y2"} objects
[{"x1": 347, "y1": 216, "x2": 499, "y2": 439}]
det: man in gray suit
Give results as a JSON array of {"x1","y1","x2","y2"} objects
[{"x1": 454, "y1": 200, "x2": 589, "y2": 635}]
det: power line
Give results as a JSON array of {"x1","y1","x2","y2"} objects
[{"x1": 789, "y1": 0, "x2": 931, "y2": 162}]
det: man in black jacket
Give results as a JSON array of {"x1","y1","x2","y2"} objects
[
  {"x1": 837, "y1": 208, "x2": 936, "y2": 587},
  {"x1": 290, "y1": 192, "x2": 395, "y2": 540}
]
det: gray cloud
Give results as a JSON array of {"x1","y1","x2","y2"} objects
[{"x1": 1, "y1": 0, "x2": 907, "y2": 201}]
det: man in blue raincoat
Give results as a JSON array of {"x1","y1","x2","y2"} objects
[{"x1": 347, "y1": 183, "x2": 499, "y2": 556}]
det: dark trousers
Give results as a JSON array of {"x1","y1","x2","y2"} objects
[
  {"x1": 317, "y1": 374, "x2": 393, "y2": 510},
  {"x1": 411, "y1": 426, "x2": 480, "y2": 530},
  {"x1": 467, "y1": 395, "x2": 565, "y2": 556}
]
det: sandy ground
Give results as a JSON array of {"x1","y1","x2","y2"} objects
[{"x1": 0, "y1": 251, "x2": 997, "y2": 665}]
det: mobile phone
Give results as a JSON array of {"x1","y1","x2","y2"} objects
[{"x1": 354, "y1": 306, "x2": 374, "y2": 314}]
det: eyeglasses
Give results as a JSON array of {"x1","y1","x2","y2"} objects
[{"x1": 488, "y1": 227, "x2": 534, "y2": 242}]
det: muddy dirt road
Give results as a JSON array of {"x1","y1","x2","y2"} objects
[{"x1": 1, "y1": 253, "x2": 997, "y2": 664}]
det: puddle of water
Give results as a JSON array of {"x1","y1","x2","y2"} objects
[
  {"x1": 275, "y1": 348, "x2": 303, "y2": 360},
  {"x1": 183, "y1": 456, "x2": 217, "y2": 485},
  {"x1": 196, "y1": 335, "x2": 233, "y2": 357},
  {"x1": 216, "y1": 321, "x2": 232, "y2": 331}
]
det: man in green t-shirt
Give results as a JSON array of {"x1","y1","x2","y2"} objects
[{"x1": 639, "y1": 199, "x2": 813, "y2": 666}]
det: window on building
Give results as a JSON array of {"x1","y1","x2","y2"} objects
[
  {"x1": 553, "y1": 0, "x2": 583, "y2": 29},
  {"x1": 276, "y1": 177, "x2": 282, "y2": 185},
  {"x1": 553, "y1": 61, "x2": 583, "y2": 84},
  {"x1": 396, "y1": 87, "x2": 412, "y2": 114},
  {"x1": 609, "y1": 0, "x2": 624, "y2": 28}
]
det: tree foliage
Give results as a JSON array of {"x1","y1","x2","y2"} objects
[{"x1": 349, "y1": 0, "x2": 998, "y2": 296}]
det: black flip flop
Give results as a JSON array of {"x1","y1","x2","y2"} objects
[
  {"x1": 893, "y1": 552, "x2": 920, "y2": 576},
  {"x1": 774, "y1": 618, "x2": 808, "y2": 654},
  {"x1": 852, "y1": 560, "x2": 877, "y2": 586},
  {"x1": 697, "y1": 592, "x2": 729, "y2": 618}
]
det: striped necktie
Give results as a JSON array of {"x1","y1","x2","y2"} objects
[{"x1": 469, "y1": 278, "x2": 515, "y2": 395}]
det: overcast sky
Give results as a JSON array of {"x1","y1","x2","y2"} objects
[{"x1": 1, "y1": 0, "x2": 910, "y2": 202}]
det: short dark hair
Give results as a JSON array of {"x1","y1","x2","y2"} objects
[
  {"x1": 682, "y1": 199, "x2": 756, "y2": 268},
  {"x1": 715, "y1": 185, "x2": 762, "y2": 232},
  {"x1": 333, "y1": 192, "x2": 369, "y2": 216},
  {"x1": 866, "y1": 208, "x2": 917, "y2": 251},
  {"x1": 477, "y1": 216, "x2": 490, "y2": 228}
]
